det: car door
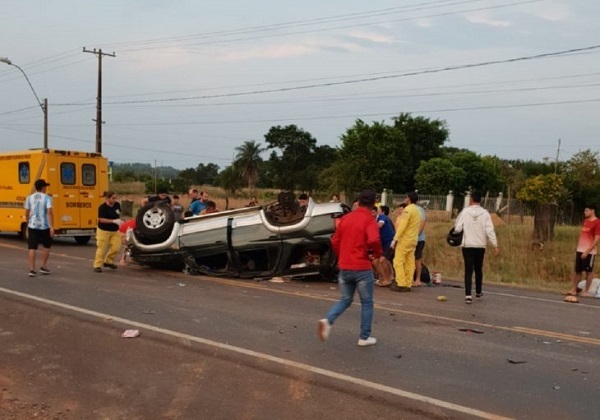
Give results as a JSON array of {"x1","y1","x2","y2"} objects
[{"x1": 229, "y1": 211, "x2": 283, "y2": 277}]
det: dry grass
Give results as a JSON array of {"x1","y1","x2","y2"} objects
[
  {"x1": 109, "y1": 183, "x2": 282, "y2": 217},
  {"x1": 423, "y1": 220, "x2": 580, "y2": 291}
]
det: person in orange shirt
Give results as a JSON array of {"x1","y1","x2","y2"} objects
[{"x1": 566, "y1": 205, "x2": 600, "y2": 297}]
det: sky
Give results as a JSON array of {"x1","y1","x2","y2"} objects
[{"x1": 0, "y1": 0, "x2": 598, "y2": 170}]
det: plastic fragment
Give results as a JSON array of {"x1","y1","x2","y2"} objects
[{"x1": 121, "y1": 329, "x2": 140, "y2": 338}]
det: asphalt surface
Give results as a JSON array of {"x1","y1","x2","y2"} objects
[{"x1": 0, "y1": 233, "x2": 599, "y2": 419}]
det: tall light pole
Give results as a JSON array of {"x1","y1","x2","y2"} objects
[{"x1": 0, "y1": 57, "x2": 48, "y2": 149}]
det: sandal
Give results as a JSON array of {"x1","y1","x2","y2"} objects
[
  {"x1": 375, "y1": 280, "x2": 392, "y2": 287},
  {"x1": 561, "y1": 290, "x2": 577, "y2": 296}
]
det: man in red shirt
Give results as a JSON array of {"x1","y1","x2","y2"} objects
[
  {"x1": 567, "y1": 205, "x2": 600, "y2": 297},
  {"x1": 318, "y1": 189, "x2": 382, "y2": 347}
]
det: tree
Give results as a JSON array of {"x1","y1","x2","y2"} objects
[
  {"x1": 178, "y1": 168, "x2": 197, "y2": 184},
  {"x1": 415, "y1": 158, "x2": 467, "y2": 195},
  {"x1": 234, "y1": 140, "x2": 265, "y2": 190},
  {"x1": 195, "y1": 163, "x2": 220, "y2": 185},
  {"x1": 216, "y1": 164, "x2": 244, "y2": 195},
  {"x1": 325, "y1": 119, "x2": 411, "y2": 194},
  {"x1": 447, "y1": 150, "x2": 503, "y2": 195},
  {"x1": 517, "y1": 174, "x2": 568, "y2": 241},
  {"x1": 264, "y1": 125, "x2": 319, "y2": 191},
  {"x1": 563, "y1": 149, "x2": 600, "y2": 213},
  {"x1": 391, "y1": 113, "x2": 449, "y2": 190}
]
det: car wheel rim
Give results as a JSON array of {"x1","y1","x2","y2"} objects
[{"x1": 143, "y1": 209, "x2": 166, "y2": 230}]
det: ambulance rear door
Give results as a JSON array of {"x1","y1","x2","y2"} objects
[{"x1": 54, "y1": 155, "x2": 98, "y2": 240}]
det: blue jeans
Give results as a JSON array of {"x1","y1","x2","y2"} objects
[{"x1": 326, "y1": 269, "x2": 374, "y2": 340}]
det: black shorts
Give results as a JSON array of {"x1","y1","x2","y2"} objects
[
  {"x1": 415, "y1": 241, "x2": 425, "y2": 260},
  {"x1": 28, "y1": 228, "x2": 52, "y2": 250},
  {"x1": 575, "y1": 252, "x2": 595, "y2": 273}
]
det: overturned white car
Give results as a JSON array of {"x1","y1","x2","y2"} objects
[{"x1": 127, "y1": 192, "x2": 348, "y2": 279}]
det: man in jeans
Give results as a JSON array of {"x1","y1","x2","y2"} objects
[
  {"x1": 454, "y1": 191, "x2": 499, "y2": 304},
  {"x1": 318, "y1": 189, "x2": 382, "y2": 347}
]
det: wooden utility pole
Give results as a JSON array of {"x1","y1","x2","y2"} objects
[
  {"x1": 554, "y1": 138, "x2": 561, "y2": 173},
  {"x1": 83, "y1": 48, "x2": 115, "y2": 154}
]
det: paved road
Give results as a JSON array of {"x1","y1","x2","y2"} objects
[{"x1": 0, "y1": 234, "x2": 599, "y2": 419}]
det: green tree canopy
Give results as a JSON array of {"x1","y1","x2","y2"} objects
[
  {"x1": 563, "y1": 149, "x2": 600, "y2": 211},
  {"x1": 264, "y1": 125, "x2": 320, "y2": 191},
  {"x1": 325, "y1": 119, "x2": 411, "y2": 194},
  {"x1": 391, "y1": 113, "x2": 449, "y2": 190},
  {"x1": 234, "y1": 140, "x2": 266, "y2": 190},
  {"x1": 216, "y1": 164, "x2": 244, "y2": 195},
  {"x1": 414, "y1": 158, "x2": 467, "y2": 195},
  {"x1": 517, "y1": 173, "x2": 568, "y2": 205},
  {"x1": 446, "y1": 150, "x2": 503, "y2": 194}
]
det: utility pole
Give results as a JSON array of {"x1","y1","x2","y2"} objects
[
  {"x1": 555, "y1": 138, "x2": 561, "y2": 174},
  {"x1": 83, "y1": 48, "x2": 115, "y2": 154}
]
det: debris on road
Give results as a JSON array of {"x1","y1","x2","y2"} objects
[
  {"x1": 121, "y1": 329, "x2": 141, "y2": 338},
  {"x1": 436, "y1": 295, "x2": 447, "y2": 302},
  {"x1": 177, "y1": 283, "x2": 186, "y2": 287},
  {"x1": 507, "y1": 359, "x2": 526, "y2": 364},
  {"x1": 142, "y1": 310, "x2": 156, "y2": 315},
  {"x1": 563, "y1": 295, "x2": 579, "y2": 303},
  {"x1": 269, "y1": 277, "x2": 285, "y2": 283},
  {"x1": 458, "y1": 328, "x2": 484, "y2": 334}
]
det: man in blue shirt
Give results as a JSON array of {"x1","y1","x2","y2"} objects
[
  {"x1": 376, "y1": 205, "x2": 395, "y2": 256},
  {"x1": 24, "y1": 179, "x2": 54, "y2": 277},
  {"x1": 190, "y1": 191, "x2": 209, "y2": 215}
]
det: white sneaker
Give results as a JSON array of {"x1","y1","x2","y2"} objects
[
  {"x1": 357, "y1": 337, "x2": 377, "y2": 347},
  {"x1": 318, "y1": 319, "x2": 331, "y2": 341}
]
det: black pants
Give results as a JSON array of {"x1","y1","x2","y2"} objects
[{"x1": 462, "y1": 248, "x2": 486, "y2": 296}]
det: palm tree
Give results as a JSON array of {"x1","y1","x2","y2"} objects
[{"x1": 234, "y1": 140, "x2": 266, "y2": 190}]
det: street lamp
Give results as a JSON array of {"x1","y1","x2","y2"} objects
[{"x1": 0, "y1": 56, "x2": 48, "y2": 149}]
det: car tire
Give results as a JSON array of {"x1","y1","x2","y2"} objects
[
  {"x1": 74, "y1": 235, "x2": 91, "y2": 245},
  {"x1": 136, "y1": 202, "x2": 175, "y2": 244},
  {"x1": 19, "y1": 223, "x2": 28, "y2": 241}
]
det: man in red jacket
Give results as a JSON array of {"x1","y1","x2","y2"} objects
[{"x1": 318, "y1": 189, "x2": 382, "y2": 347}]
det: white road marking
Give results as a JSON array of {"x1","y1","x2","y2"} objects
[{"x1": 0, "y1": 286, "x2": 512, "y2": 420}]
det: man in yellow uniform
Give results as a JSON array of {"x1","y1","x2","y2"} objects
[{"x1": 391, "y1": 192, "x2": 421, "y2": 292}]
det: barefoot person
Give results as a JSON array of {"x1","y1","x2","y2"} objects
[{"x1": 566, "y1": 205, "x2": 600, "y2": 297}]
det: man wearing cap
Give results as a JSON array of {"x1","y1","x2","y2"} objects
[
  {"x1": 24, "y1": 179, "x2": 54, "y2": 277},
  {"x1": 318, "y1": 189, "x2": 382, "y2": 347}
]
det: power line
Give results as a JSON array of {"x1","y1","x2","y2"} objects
[
  {"x1": 107, "y1": 0, "x2": 547, "y2": 52},
  {"x1": 84, "y1": 44, "x2": 600, "y2": 106},
  {"x1": 100, "y1": 0, "x2": 493, "y2": 50}
]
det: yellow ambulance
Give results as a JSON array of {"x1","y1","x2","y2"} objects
[{"x1": 0, "y1": 149, "x2": 108, "y2": 244}]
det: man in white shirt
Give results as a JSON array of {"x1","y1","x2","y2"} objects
[
  {"x1": 24, "y1": 179, "x2": 54, "y2": 277},
  {"x1": 454, "y1": 192, "x2": 499, "y2": 304}
]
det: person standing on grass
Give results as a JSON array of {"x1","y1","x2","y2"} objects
[
  {"x1": 93, "y1": 191, "x2": 123, "y2": 273},
  {"x1": 453, "y1": 191, "x2": 499, "y2": 304},
  {"x1": 24, "y1": 179, "x2": 54, "y2": 277},
  {"x1": 566, "y1": 205, "x2": 600, "y2": 297},
  {"x1": 318, "y1": 189, "x2": 382, "y2": 347}
]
